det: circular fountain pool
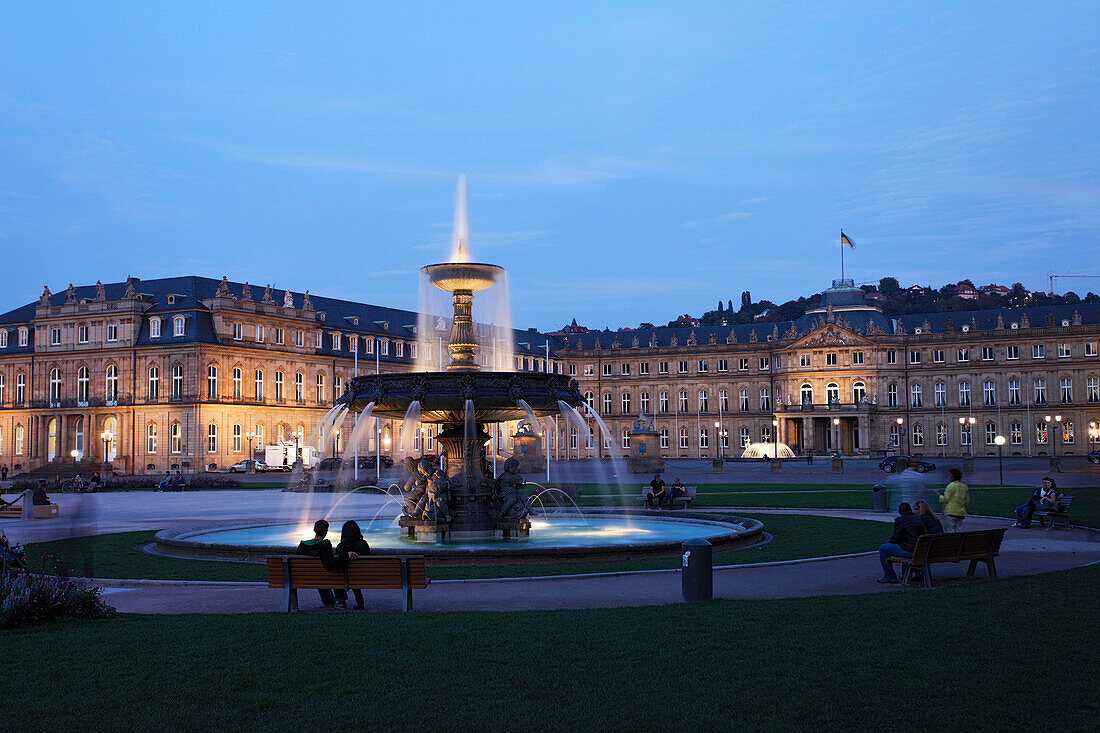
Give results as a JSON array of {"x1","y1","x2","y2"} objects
[{"x1": 154, "y1": 513, "x2": 763, "y2": 564}]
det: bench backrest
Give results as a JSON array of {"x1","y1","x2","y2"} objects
[
  {"x1": 266, "y1": 555, "x2": 428, "y2": 590},
  {"x1": 909, "y1": 528, "x2": 1006, "y2": 566}
]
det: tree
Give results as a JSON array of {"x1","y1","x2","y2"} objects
[
  {"x1": 741, "y1": 291, "x2": 751, "y2": 308},
  {"x1": 728, "y1": 299, "x2": 734, "y2": 312},
  {"x1": 879, "y1": 277, "x2": 900, "y2": 296},
  {"x1": 717, "y1": 300, "x2": 724, "y2": 313}
]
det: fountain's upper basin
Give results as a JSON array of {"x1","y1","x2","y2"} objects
[
  {"x1": 340, "y1": 371, "x2": 584, "y2": 422},
  {"x1": 422, "y1": 262, "x2": 503, "y2": 293}
]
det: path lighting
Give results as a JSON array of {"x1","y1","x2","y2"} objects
[
  {"x1": 1044, "y1": 414, "x2": 1062, "y2": 457},
  {"x1": 994, "y1": 435, "x2": 1006, "y2": 485},
  {"x1": 245, "y1": 430, "x2": 255, "y2": 459},
  {"x1": 772, "y1": 419, "x2": 779, "y2": 459},
  {"x1": 715, "y1": 421, "x2": 721, "y2": 459},
  {"x1": 100, "y1": 429, "x2": 114, "y2": 464},
  {"x1": 70, "y1": 449, "x2": 79, "y2": 461},
  {"x1": 832, "y1": 417, "x2": 840, "y2": 456}
]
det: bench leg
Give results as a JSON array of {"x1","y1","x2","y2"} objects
[
  {"x1": 986, "y1": 557, "x2": 997, "y2": 580},
  {"x1": 401, "y1": 560, "x2": 412, "y2": 612},
  {"x1": 286, "y1": 587, "x2": 298, "y2": 613},
  {"x1": 966, "y1": 559, "x2": 978, "y2": 578}
]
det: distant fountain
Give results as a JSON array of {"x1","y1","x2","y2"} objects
[{"x1": 741, "y1": 442, "x2": 796, "y2": 459}]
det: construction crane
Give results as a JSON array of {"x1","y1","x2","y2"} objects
[{"x1": 1048, "y1": 273, "x2": 1100, "y2": 296}]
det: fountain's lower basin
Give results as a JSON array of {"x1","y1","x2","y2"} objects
[{"x1": 154, "y1": 513, "x2": 763, "y2": 564}]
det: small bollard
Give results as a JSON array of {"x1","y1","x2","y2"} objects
[
  {"x1": 771, "y1": 459, "x2": 783, "y2": 473},
  {"x1": 712, "y1": 459, "x2": 724, "y2": 473},
  {"x1": 831, "y1": 457, "x2": 843, "y2": 473},
  {"x1": 872, "y1": 483, "x2": 889, "y2": 513},
  {"x1": 681, "y1": 537, "x2": 713, "y2": 602},
  {"x1": 1049, "y1": 456, "x2": 1061, "y2": 473},
  {"x1": 962, "y1": 457, "x2": 975, "y2": 473}
]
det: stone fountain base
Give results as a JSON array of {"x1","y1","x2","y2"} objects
[{"x1": 398, "y1": 516, "x2": 531, "y2": 542}]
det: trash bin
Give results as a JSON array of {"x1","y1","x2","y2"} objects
[
  {"x1": 681, "y1": 537, "x2": 713, "y2": 602},
  {"x1": 872, "y1": 483, "x2": 889, "y2": 513}
]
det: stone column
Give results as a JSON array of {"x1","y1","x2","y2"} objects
[{"x1": 803, "y1": 417, "x2": 815, "y2": 455}]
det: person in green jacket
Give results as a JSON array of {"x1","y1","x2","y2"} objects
[{"x1": 933, "y1": 468, "x2": 969, "y2": 532}]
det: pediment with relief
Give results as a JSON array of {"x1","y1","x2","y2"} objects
[{"x1": 789, "y1": 323, "x2": 872, "y2": 349}]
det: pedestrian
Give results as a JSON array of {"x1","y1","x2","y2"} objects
[{"x1": 934, "y1": 468, "x2": 969, "y2": 532}]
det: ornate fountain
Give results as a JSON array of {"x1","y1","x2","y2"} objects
[{"x1": 338, "y1": 184, "x2": 584, "y2": 541}]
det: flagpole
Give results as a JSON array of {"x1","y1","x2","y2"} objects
[{"x1": 840, "y1": 230, "x2": 845, "y2": 283}]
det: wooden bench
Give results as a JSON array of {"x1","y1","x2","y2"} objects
[
  {"x1": 886, "y1": 528, "x2": 1006, "y2": 588},
  {"x1": 266, "y1": 555, "x2": 428, "y2": 612},
  {"x1": 638, "y1": 485, "x2": 698, "y2": 509},
  {"x1": 1035, "y1": 496, "x2": 1074, "y2": 530},
  {"x1": 0, "y1": 499, "x2": 59, "y2": 520}
]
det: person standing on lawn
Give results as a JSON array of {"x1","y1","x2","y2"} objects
[{"x1": 934, "y1": 469, "x2": 969, "y2": 532}]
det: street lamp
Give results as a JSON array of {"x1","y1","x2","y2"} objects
[
  {"x1": 832, "y1": 417, "x2": 840, "y2": 456},
  {"x1": 100, "y1": 429, "x2": 114, "y2": 466},
  {"x1": 894, "y1": 417, "x2": 903, "y2": 455},
  {"x1": 959, "y1": 416, "x2": 976, "y2": 456},
  {"x1": 245, "y1": 430, "x2": 255, "y2": 460},
  {"x1": 714, "y1": 421, "x2": 721, "y2": 460},
  {"x1": 332, "y1": 428, "x2": 340, "y2": 460},
  {"x1": 1044, "y1": 415, "x2": 1062, "y2": 457},
  {"x1": 994, "y1": 434, "x2": 1006, "y2": 486},
  {"x1": 772, "y1": 419, "x2": 779, "y2": 459}
]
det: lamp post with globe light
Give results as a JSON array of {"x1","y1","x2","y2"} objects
[{"x1": 994, "y1": 434, "x2": 1006, "y2": 486}]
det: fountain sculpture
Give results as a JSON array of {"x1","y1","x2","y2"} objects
[{"x1": 338, "y1": 180, "x2": 584, "y2": 541}]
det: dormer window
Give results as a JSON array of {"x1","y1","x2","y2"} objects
[
  {"x1": 380, "y1": 339, "x2": 388, "y2": 356},
  {"x1": 149, "y1": 318, "x2": 161, "y2": 338},
  {"x1": 0, "y1": 330, "x2": 7, "y2": 348},
  {"x1": 396, "y1": 341, "x2": 404, "y2": 357},
  {"x1": 18, "y1": 328, "x2": 28, "y2": 347},
  {"x1": 365, "y1": 337, "x2": 374, "y2": 354},
  {"x1": 331, "y1": 333, "x2": 341, "y2": 350},
  {"x1": 349, "y1": 335, "x2": 358, "y2": 353},
  {"x1": 172, "y1": 316, "x2": 185, "y2": 337},
  {"x1": 167, "y1": 295, "x2": 175, "y2": 305}
]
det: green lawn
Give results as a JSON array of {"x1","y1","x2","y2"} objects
[
  {"x1": 25, "y1": 514, "x2": 888, "y2": 582},
  {"x1": 2, "y1": 565, "x2": 1096, "y2": 731}
]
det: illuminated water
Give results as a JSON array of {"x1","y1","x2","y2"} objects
[{"x1": 179, "y1": 515, "x2": 737, "y2": 551}]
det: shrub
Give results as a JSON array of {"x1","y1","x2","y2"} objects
[{"x1": 0, "y1": 566, "x2": 116, "y2": 628}]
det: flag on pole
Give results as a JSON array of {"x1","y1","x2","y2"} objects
[{"x1": 840, "y1": 232, "x2": 855, "y2": 248}]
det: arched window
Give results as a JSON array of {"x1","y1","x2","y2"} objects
[
  {"x1": 659, "y1": 428, "x2": 669, "y2": 449},
  {"x1": 316, "y1": 373, "x2": 325, "y2": 404},
  {"x1": 15, "y1": 425, "x2": 25, "y2": 454},
  {"x1": 15, "y1": 373, "x2": 25, "y2": 403},
  {"x1": 277, "y1": 424, "x2": 285, "y2": 443},
  {"x1": 105, "y1": 365, "x2": 118, "y2": 401},
  {"x1": 985, "y1": 422, "x2": 998, "y2": 445},
  {"x1": 207, "y1": 365, "x2": 218, "y2": 399},
  {"x1": 255, "y1": 369, "x2": 264, "y2": 401},
  {"x1": 49, "y1": 368, "x2": 62, "y2": 402},
  {"x1": 77, "y1": 366, "x2": 90, "y2": 403},
  {"x1": 569, "y1": 426, "x2": 578, "y2": 450},
  {"x1": 103, "y1": 417, "x2": 118, "y2": 460},
  {"x1": 147, "y1": 423, "x2": 157, "y2": 453},
  {"x1": 74, "y1": 416, "x2": 85, "y2": 457},
  {"x1": 294, "y1": 372, "x2": 304, "y2": 402},
  {"x1": 912, "y1": 423, "x2": 924, "y2": 447},
  {"x1": 852, "y1": 381, "x2": 866, "y2": 403},
  {"x1": 826, "y1": 382, "x2": 839, "y2": 404},
  {"x1": 47, "y1": 418, "x2": 58, "y2": 460},
  {"x1": 232, "y1": 368, "x2": 242, "y2": 400},
  {"x1": 678, "y1": 426, "x2": 689, "y2": 449},
  {"x1": 583, "y1": 391, "x2": 593, "y2": 408},
  {"x1": 232, "y1": 424, "x2": 242, "y2": 452},
  {"x1": 207, "y1": 423, "x2": 217, "y2": 453},
  {"x1": 800, "y1": 383, "x2": 813, "y2": 405},
  {"x1": 275, "y1": 371, "x2": 284, "y2": 402},
  {"x1": 148, "y1": 366, "x2": 159, "y2": 401},
  {"x1": 170, "y1": 423, "x2": 182, "y2": 453},
  {"x1": 621, "y1": 429, "x2": 630, "y2": 449},
  {"x1": 936, "y1": 423, "x2": 947, "y2": 446},
  {"x1": 171, "y1": 364, "x2": 183, "y2": 399},
  {"x1": 699, "y1": 427, "x2": 709, "y2": 448}
]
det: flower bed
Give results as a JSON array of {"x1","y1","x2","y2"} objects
[{"x1": 1, "y1": 562, "x2": 116, "y2": 627}]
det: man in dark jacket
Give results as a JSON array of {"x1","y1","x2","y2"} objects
[
  {"x1": 296, "y1": 519, "x2": 358, "y2": 609},
  {"x1": 876, "y1": 502, "x2": 925, "y2": 583}
]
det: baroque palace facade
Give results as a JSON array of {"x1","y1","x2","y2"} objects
[
  {"x1": 0, "y1": 276, "x2": 557, "y2": 475},
  {"x1": 2, "y1": 276, "x2": 1099, "y2": 474},
  {"x1": 557, "y1": 282, "x2": 1100, "y2": 460}
]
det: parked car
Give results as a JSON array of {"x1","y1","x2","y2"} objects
[
  {"x1": 356, "y1": 455, "x2": 395, "y2": 469},
  {"x1": 228, "y1": 460, "x2": 269, "y2": 473},
  {"x1": 878, "y1": 455, "x2": 937, "y2": 473},
  {"x1": 1088, "y1": 450, "x2": 1100, "y2": 465},
  {"x1": 318, "y1": 457, "x2": 344, "y2": 471}
]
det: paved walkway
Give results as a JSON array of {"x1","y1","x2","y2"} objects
[{"x1": 4, "y1": 490, "x2": 1097, "y2": 614}]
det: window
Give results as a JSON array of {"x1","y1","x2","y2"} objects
[
  {"x1": 1036, "y1": 422, "x2": 1048, "y2": 445},
  {"x1": 105, "y1": 365, "x2": 118, "y2": 401},
  {"x1": 1033, "y1": 344, "x2": 1045, "y2": 359},
  {"x1": 659, "y1": 392, "x2": 668, "y2": 414},
  {"x1": 957, "y1": 348, "x2": 969, "y2": 363},
  {"x1": 50, "y1": 327, "x2": 61, "y2": 345},
  {"x1": 1034, "y1": 379, "x2": 1047, "y2": 405},
  {"x1": 410, "y1": 343, "x2": 418, "y2": 360},
  {"x1": 233, "y1": 424, "x2": 242, "y2": 452},
  {"x1": 0, "y1": 375, "x2": 4, "y2": 404},
  {"x1": 717, "y1": 359, "x2": 728, "y2": 372},
  {"x1": 640, "y1": 392, "x2": 650, "y2": 414},
  {"x1": 276, "y1": 328, "x2": 285, "y2": 345},
  {"x1": 852, "y1": 351, "x2": 864, "y2": 366},
  {"x1": 171, "y1": 423, "x2": 182, "y2": 453},
  {"x1": 679, "y1": 427, "x2": 689, "y2": 450},
  {"x1": 1009, "y1": 380, "x2": 1021, "y2": 405},
  {"x1": 958, "y1": 381, "x2": 971, "y2": 407},
  {"x1": 800, "y1": 354, "x2": 811, "y2": 367},
  {"x1": 1063, "y1": 421, "x2": 1074, "y2": 444},
  {"x1": 49, "y1": 368, "x2": 62, "y2": 403},
  {"x1": 933, "y1": 382, "x2": 946, "y2": 407},
  {"x1": 365, "y1": 337, "x2": 374, "y2": 354},
  {"x1": 697, "y1": 360, "x2": 707, "y2": 373},
  {"x1": 622, "y1": 429, "x2": 630, "y2": 450},
  {"x1": 679, "y1": 391, "x2": 689, "y2": 413},
  {"x1": 1007, "y1": 345, "x2": 1019, "y2": 360},
  {"x1": 1087, "y1": 377, "x2": 1099, "y2": 403},
  {"x1": 760, "y1": 425, "x2": 772, "y2": 444},
  {"x1": 331, "y1": 333, "x2": 340, "y2": 350},
  {"x1": 853, "y1": 381, "x2": 866, "y2": 403},
  {"x1": 78, "y1": 325, "x2": 88, "y2": 344},
  {"x1": 380, "y1": 340, "x2": 388, "y2": 356},
  {"x1": 254, "y1": 369, "x2": 264, "y2": 401},
  {"x1": 15, "y1": 373, "x2": 24, "y2": 403},
  {"x1": 741, "y1": 389, "x2": 751, "y2": 412},
  {"x1": 826, "y1": 353, "x2": 837, "y2": 366},
  {"x1": 15, "y1": 425, "x2": 23, "y2": 454},
  {"x1": 658, "y1": 361, "x2": 669, "y2": 375},
  {"x1": 1058, "y1": 343, "x2": 1071, "y2": 358},
  {"x1": 738, "y1": 358, "x2": 749, "y2": 371},
  {"x1": 659, "y1": 429, "x2": 669, "y2": 450},
  {"x1": 960, "y1": 423, "x2": 972, "y2": 447},
  {"x1": 719, "y1": 390, "x2": 729, "y2": 413},
  {"x1": 256, "y1": 325, "x2": 265, "y2": 343},
  {"x1": 0, "y1": 330, "x2": 6, "y2": 348},
  {"x1": 173, "y1": 317, "x2": 185, "y2": 337},
  {"x1": 275, "y1": 372, "x2": 284, "y2": 402},
  {"x1": 981, "y1": 346, "x2": 994, "y2": 361},
  {"x1": 149, "y1": 319, "x2": 160, "y2": 339},
  {"x1": 909, "y1": 350, "x2": 921, "y2": 364},
  {"x1": 106, "y1": 323, "x2": 117, "y2": 342},
  {"x1": 759, "y1": 356, "x2": 770, "y2": 370},
  {"x1": 148, "y1": 366, "x2": 159, "y2": 401},
  {"x1": 909, "y1": 384, "x2": 922, "y2": 408},
  {"x1": 640, "y1": 362, "x2": 649, "y2": 375},
  {"x1": 1060, "y1": 378, "x2": 1072, "y2": 403},
  {"x1": 678, "y1": 361, "x2": 688, "y2": 374},
  {"x1": 888, "y1": 384, "x2": 898, "y2": 408},
  {"x1": 984, "y1": 381, "x2": 996, "y2": 406},
  {"x1": 1010, "y1": 422, "x2": 1022, "y2": 445},
  {"x1": 887, "y1": 350, "x2": 897, "y2": 365},
  {"x1": 621, "y1": 363, "x2": 630, "y2": 376},
  {"x1": 912, "y1": 424, "x2": 924, "y2": 447},
  {"x1": 936, "y1": 423, "x2": 947, "y2": 446},
  {"x1": 740, "y1": 427, "x2": 750, "y2": 448},
  {"x1": 396, "y1": 341, "x2": 404, "y2": 357},
  {"x1": 233, "y1": 323, "x2": 243, "y2": 340},
  {"x1": 699, "y1": 428, "x2": 709, "y2": 449},
  {"x1": 699, "y1": 390, "x2": 709, "y2": 413},
  {"x1": 1086, "y1": 342, "x2": 1098, "y2": 357},
  {"x1": 295, "y1": 330, "x2": 304, "y2": 347},
  {"x1": 759, "y1": 388, "x2": 770, "y2": 412},
  {"x1": 982, "y1": 422, "x2": 997, "y2": 445},
  {"x1": 568, "y1": 364, "x2": 577, "y2": 376},
  {"x1": 172, "y1": 365, "x2": 183, "y2": 399},
  {"x1": 232, "y1": 368, "x2": 242, "y2": 400},
  {"x1": 800, "y1": 384, "x2": 812, "y2": 405},
  {"x1": 932, "y1": 349, "x2": 945, "y2": 364},
  {"x1": 295, "y1": 373, "x2": 304, "y2": 402},
  {"x1": 826, "y1": 382, "x2": 839, "y2": 404},
  {"x1": 621, "y1": 392, "x2": 631, "y2": 414},
  {"x1": 147, "y1": 424, "x2": 157, "y2": 453},
  {"x1": 316, "y1": 374, "x2": 326, "y2": 403},
  {"x1": 602, "y1": 393, "x2": 612, "y2": 414},
  {"x1": 207, "y1": 423, "x2": 217, "y2": 453},
  {"x1": 207, "y1": 365, "x2": 218, "y2": 399}
]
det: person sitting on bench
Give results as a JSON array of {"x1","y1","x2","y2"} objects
[
  {"x1": 1013, "y1": 477, "x2": 1064, "y2": 528},
  {"x1": 296, "y1": 519, "x2": 359, "y2": 609},
  {"x1": 335, "y1": 520, "x2": 371, "y2": 610},
  {"x1": 31, "y1": 483, "x2": 51, "y2": 506},
  {"x1": 157, "y1": 472, "x2": 173, "y2": 490},
  {"x1": 914, "y1": 501, "x2": 944, "y2": 535},
  {"x1": 668, "y1": 477, "x2": 687, "y2": 506},
  {"x1": 876, "y1": 502, "x2": 925, "y2": 584},
  {"x1": 645, "y1": 474, "x2": 667, "y2": 509}
]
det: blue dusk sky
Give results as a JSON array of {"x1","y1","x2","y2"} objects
[{"x1": 1, "y1": 2, "x2": 1097, "y2": 330}]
